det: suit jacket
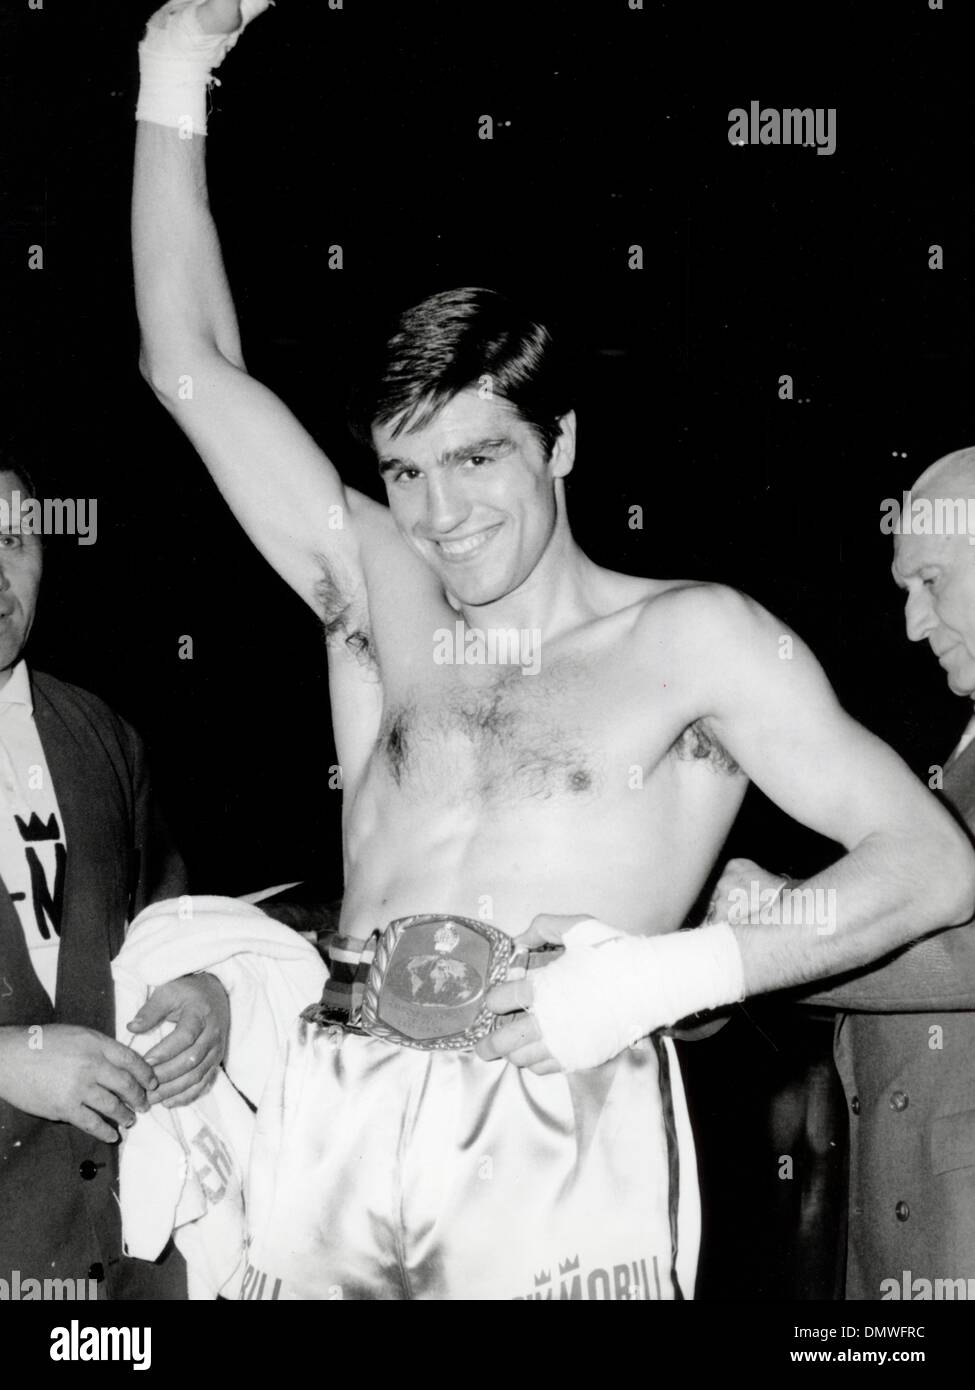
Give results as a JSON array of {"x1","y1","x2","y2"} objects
[
  {"x1": 0, "y1": 670, "x2": 188, "y2": 1297},
  {"x1": 804, "y1": 737, "x2": 975, "y2": 1299}
]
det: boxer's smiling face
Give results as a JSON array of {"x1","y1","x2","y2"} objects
[
  {"x1": 894, "y1": 529, "x2": 975, "y2": 697},
  {"x1": 374, "y1": 389, "x2": 573, "y2": 608}
]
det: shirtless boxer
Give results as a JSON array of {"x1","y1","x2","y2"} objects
[{"x1": 131, "y1": 0, "x2": 975, "y2": 1300}]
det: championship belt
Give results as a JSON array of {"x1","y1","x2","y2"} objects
[{"x1": 303, "y1": 913, "x2": 557, "y2": 1051}]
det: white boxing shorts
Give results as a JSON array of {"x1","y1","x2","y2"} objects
[{"x1": 239, "y1": 921, "x2": 701, "y2": 1301}]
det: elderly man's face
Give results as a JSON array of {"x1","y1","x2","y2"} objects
[
  {"x1": 0, "y1": 470, "x2": 43, "y2": 691},
  {"x1": 894, "y1": 529, "x2": 975, "y2": 697}
]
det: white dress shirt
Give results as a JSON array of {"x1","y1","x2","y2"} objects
[{"x1": 0, "y1": 661, "x2": 67, "y2": 1003}]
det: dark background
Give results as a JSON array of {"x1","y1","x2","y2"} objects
[{"x1": 3, "y1": 0, "x2": 973, "y2": 1299}]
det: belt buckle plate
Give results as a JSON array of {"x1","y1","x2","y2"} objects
[{"x1": 359, "y1": 914, "x2": 514, "y2": 1050}]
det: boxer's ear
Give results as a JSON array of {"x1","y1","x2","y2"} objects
[{"x1": 547, "y1": 412, "x2": 577, "y2": 480}]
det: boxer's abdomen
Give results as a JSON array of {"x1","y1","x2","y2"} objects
[{"x1": 341, "y1": 750, "x2": 745, "y2": 943}]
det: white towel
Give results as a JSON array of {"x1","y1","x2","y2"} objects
[{"x1": 112, "y1": 895, "x2": 327, "y2": 1298}]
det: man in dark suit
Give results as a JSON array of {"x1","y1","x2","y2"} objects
[
  {"x1": 713, "y1": 446, "x2": 975, "y2": 1300},
  {"x1": 0, "y1": 464, "x2": 228, "y2": 1299}
]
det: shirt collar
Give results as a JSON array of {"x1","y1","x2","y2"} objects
[{"x1": 0, "y1": 660, "x2": 34, "y2": 714}]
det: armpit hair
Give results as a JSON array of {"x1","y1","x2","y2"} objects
[
  {"x1": 378, "y1": 701, "x2": 414, "y2": 785},
  {"x1": 314, "y1": 554, "x2": 373, "y2": 663},
  {"x1": 670, "y1": 718, "x2": 741, "y2": 776}
]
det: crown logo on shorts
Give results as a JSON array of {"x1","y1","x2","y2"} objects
[
  {"x1": 534, "y1": 1270, "x2": 551, "y2": 1286},
  {"x1": 434, "y1": 923, "x2": 460, "y2": 953},
  {"x1": 558, "y1": 1255, "x2": 581, "y2": 1276}
]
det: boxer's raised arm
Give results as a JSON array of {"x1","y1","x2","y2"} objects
[
  {"x1": 132, "y1": 2, "x2": 373, "y2": 613},
  {"x1": 686, "y1": 586, "x2": 975, "y2": 995}
]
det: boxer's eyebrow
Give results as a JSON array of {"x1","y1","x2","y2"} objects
[
  {"x1": 378, "y1": 437, "x2": 513, "y2": 475},
  {"x1": 441, "y1": 436, "x2": 513, "y2": 465},
  {"x1": 378, "y1": 456, "x2": 410, "y2": 476}
]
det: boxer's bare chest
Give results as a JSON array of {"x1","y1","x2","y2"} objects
[
  {"x1": 376, "y1": 659, "x2": 602, "y2": 804},
  {"x1": 334, "y1": 578, "x2": 747, "y2": 934},
  {"x1": 357, "y1": 611, "x2": 740, "y2": 811}
]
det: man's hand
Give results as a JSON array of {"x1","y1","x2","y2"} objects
[
  {"x1": 0, "y1": 1024, "x2": 157, "y2": 1143},
  {"x1": 196, "y1": 0, "x2": 275, "y2": 37},
  {"x1": 707, "y1": 856, "x2": 791, "y2": 926},
  {"x1": 196, "y1": 0, "x2": 243, "y2": 34},
  {"x1": 146, "y1": 0, "x2": 271, "y2": 40},
  {"x1": 476, "y1": 999, "x2": 557, "y2": 1073},
  {"x1": 127, "y1": 973, "x2": 230, "y2": 1108},
  {"x1": 475, "y1": 915, "x2": 589, "y2": 1074}
]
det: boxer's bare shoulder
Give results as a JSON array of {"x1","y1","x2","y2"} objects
[
  {"x1": 628, "y1": 579, "x2": 788, "y2": 776},
  {"x1": 630, "y1": 577, "x2": 845, "y2": 799},
  {"x1": 631, "y1": 578, "x2": 788, "y2": 673}
]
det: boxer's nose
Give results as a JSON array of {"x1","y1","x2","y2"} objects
[
  {"x1": 904, "y1": 587, "x2": 936, "y2": 643},
  {"x1": 424, "y1": 472, "x2": 469, "y2": 537}
]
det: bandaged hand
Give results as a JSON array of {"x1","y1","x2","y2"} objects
[
  {"x1": 197, "y1": 0, "x2": 251, "y2": 33},
  {"x1": 476, "y1": 914, "x2": 746, "y2": 1074},
  {"x1": 137, "y1": 0, "x2": 275, "y2": 137}
]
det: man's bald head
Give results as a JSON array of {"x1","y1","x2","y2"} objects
[
  {"x1": 911, "y1": 446, "x2": 975, "y2": 501},
  {"x1": 894, "y1": 445, "x2": 975, "y2": 698}
]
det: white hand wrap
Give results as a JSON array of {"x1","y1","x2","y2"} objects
[
  {"x1": 136, "y1": 0, "x2": 274, "y2": 137},
  {"x1": 529, "y1": 919, "x2": 746, "y2": 1073}
]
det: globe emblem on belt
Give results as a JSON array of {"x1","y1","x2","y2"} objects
[
  {"x1": 358, "y1": 914, "x2": 515, "y2": 1048},
  {"x1": 401, "y1": 953, "x2": 480, "y2": 1005},
  {"x1": 387, "y1": 921, "x2": 481, "y2": 1008}
]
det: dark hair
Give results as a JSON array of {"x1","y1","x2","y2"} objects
[
  {"x1": 0, "y1": 459, "x2": 38, "y2": 500},
  {"x1": 348, "y1": 287, "x2": 575, "y2": 460}
]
